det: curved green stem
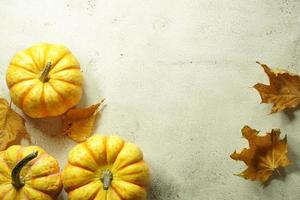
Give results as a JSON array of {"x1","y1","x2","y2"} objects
[
  {"x1": 39, "y1": 62, "x2": 52, "y2": 82},
  {"x1": 100, "y1": 170, "x2": 113, "y2": 190},
  {"x1": 11, "y1": 151, "x2": 38, "y2": 189}
]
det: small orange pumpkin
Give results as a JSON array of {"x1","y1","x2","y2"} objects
[
  {"x1": 62, "y1": 135, "x2": 150, "y2": 200},
  {"x1": 0, "y1": 145, "x2": 62, "y2": 199},
  {"x1": 6, "y1": 43, "x2": 83, "y2": 118}
]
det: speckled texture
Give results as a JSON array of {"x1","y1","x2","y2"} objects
[{"x1": 0, "y1": 0, "x2": 300, "y2": 199}]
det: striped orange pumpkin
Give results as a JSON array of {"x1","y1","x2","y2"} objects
[
  {"x1": 0, "y1": 145, "x2": 62, "y2": 199},
  {"x1": 6, "y1": 43, "x2": 83, "y2": 118},
  {"x1": 62, "y1": 135, "x2": 150, "y2": 200}
]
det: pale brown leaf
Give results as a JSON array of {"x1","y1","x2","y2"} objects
[
  {"x1": 0, "y1": 97, "x2": 30, "y2": 150},
  {"x1": 62, "y1": 100, "x2": 104, "y2": 142},
  {"x1": 230, "y1": 126, "x2": 291, "y2": 183},
  {"x1": 254, "y1": 62, "x2": 300, "y2": 113}
]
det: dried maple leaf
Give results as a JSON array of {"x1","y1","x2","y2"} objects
[
  {"x1": 254, "y1": 61, "x2": 300, "y2": 113},
  {"x1": 62, "y1": 99, "x2": 104, "y2": 142},
  {"x1": 230, "y1": 126, "x2": 291, "y2": 183},
  {"x1": 0, "y1": 97, "x2": 30, "y2": 150}
]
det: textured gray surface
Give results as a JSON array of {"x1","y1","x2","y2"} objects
[{"x1": 0, "y1": 0, "x2": 300, "y2": 199}]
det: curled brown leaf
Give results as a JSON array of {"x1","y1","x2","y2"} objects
[
  {"x1": 62, "y1": 99, "x2": 105, "y2": 142},
  {"x1": 230, "y1": 126, "x2": 291, "y2": 183}
]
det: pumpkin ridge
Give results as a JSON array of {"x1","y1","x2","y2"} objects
[
  {"x1": 112, "y1": 143, "x2": 143, "y2": 172},
  {"x1": 0, "y1": 174, "x2": 10, "y2": 183},
  {"x1": 67, "y1": 162, "x2": 95, "y2": 173},
  {"x1": 83, "y1": 142, "x2": 100, "y2": 166},
  {"x1": 64, "y1": 176, "x2": 97, "y2": 193},
  {"x1": 39, "y1": 84, "x2": 48, "y2": 116},
  {"x1": 0, "y1": 186, "x2": 13, "y2": 199},
  {"x1": 40, "y1": 84, "x2": 50, "y2": 117},
  {"x1": 0, "y1": 157, "x2": 10, "y2": 178},
  {"x1": 18, "y1": 81, "x2": 40, "y2": 109},
  {"x1": 27, "y1": 173, "x2": 61, "y2": 196},
  {"x1": 29, "y1": 171, "x2": 60, "y2": 182},
  {"x1": 50, "y1": 51, "x2": 71, "y2": 69},
  {"x1": 9, "y1": 64, "x2": 38, "y2": 75},
  {"x1": 50, "y1": 66, "x2": 80, "y2": 75},
  {"x1": 67, "y1": 180, "x2": 100, "y2": 195},
  {"x1": 47, "y1": 81, "x2": 68, "y2": 107},
  {"x1": 108, "y1": 139, "x2": 125, "y2": 165},
  {"x1": 50, "y1": 78, "x2": 82, "y2": 87},
  {"x1": 115, "y1": 161, "x2": 146, "y2": 176},
  {"x1": 26, "y1": 51, "x2": 42, "y2": 72},
  {"x1": 22, "y1": 189, "x2": 30, "y2": 200},
  {"x1": 113, "y1": 180, "x2": 146, "y2": 193},
  {"x1": 1, "y1": 166, "x2": 11, "y2": 180},
  {"x1": 113, "y1": 175, "x2": 146, "y2": 189},
  {"x1": 24, "y1": 185, "x2": 54, "y2": 198},
  {"x1": 7, "y1": 77, "x2": 37, "y2": 89},
  {"x1": 110, "y1": 185, "x2": 124, "y2": 200},
  {"x1": 88, "y1": 185, "x2": 101, "y2": 200},
  {"x1": 95, "y1": 188, "x2": 110, "y2": 200},
  {"x1": 114, "y1": 160, "x2": 143, "y2": 174}
]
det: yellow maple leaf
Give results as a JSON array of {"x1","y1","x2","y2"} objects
[
  {"x1": 254, "y1": 61, "x2": 300, "y2": 113},
  {"x1": 230, "y1": 126, "x2": 291, "y2": 183},
  {"x1": 0, "y1": 97, "x2": 30, "y2": 150},
  {"x1": 62, "y1": 99, "x2": 104, "y2": 142}
]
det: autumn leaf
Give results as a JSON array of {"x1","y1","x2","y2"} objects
[
  {"x1": 254, "y1": 61, "x2": 300, "y2": 113},
  {"x1": 62, "y1": 99, "x2": 104, "y2": 142},
  {"x1": 230, "y1": 126, "x2": 291, "y2": 183},
  {"x1": 0, "y1": 97, "x2": 30, "y2": 150}
]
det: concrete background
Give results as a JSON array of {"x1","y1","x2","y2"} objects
[{"x1": 0, "y1": 0, "x2": 300, "y2": 199}]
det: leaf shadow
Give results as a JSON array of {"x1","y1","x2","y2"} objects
[
  {"x1": 262, "y1": 168, "x2": 287, "y2": 188},
  {"x1": 147, "y1": 166, "x2": 181, "y2": 200},
  {"x1": 27, "y1": 116, "x2": 63, "y2": 138},
  {"x1": 282, "y1": 106, "x2": 300, "y2": 121},
  {"x1": 285, "y1": 144, "x2": 300, "y2": 175}
]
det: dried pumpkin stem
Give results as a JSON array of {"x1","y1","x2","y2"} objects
[
  {"x1": 39, "y1": 62, "x2": 52, "y2": 82},
  {"x1": 100, "y1": 170, "x2": 113, "y2": 190},
  {"x1": 11, "y1": 151, "x2": 38, "y2": 189}
]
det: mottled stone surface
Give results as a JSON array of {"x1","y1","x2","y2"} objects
[{"x1": 0, "y1": 0, "x2": 300, "y2": 199}]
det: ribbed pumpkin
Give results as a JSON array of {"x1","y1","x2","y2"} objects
[
  {"x1": 6, "y1": 43, "x2": 83, "y2": 118},
  {"x1": 62, "y1": 135, "x2": 150, "y2": 200},
  {"x1": 0, "y1": 145, "x2": 62, "y2": 199}
]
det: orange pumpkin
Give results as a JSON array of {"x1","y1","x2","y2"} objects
[
  {"x1": 62, "y1": 135, "x2": 150, "y2": 200},
  {"x1": 0, "y1": 145, "x2": 62, "y2": 199},
  {"x1": 6, "y1": 43, "x2": 83, "y2": 118}
]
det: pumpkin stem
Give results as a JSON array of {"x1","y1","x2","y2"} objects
[
  {"x1": 39, "y1": 62, "x2": 52, "y2": 82},
  {"x1": 11, "y1": 151, "x2": 38, "y2": 189},
  {"x1": 100, "y1": 170, "x2": 113, "y2": 190}
]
